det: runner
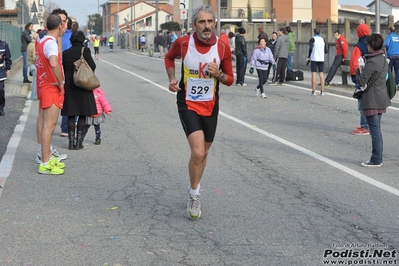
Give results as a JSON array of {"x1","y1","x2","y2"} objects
[{"x1": 164, "y1": 5, "x2": 234, "y2": 219}]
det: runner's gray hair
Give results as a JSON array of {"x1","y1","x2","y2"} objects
[{"x1": 191, "y1": 5, "x2": 215, "y2": 24}]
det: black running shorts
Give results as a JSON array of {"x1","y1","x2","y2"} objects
[{"x1": 179, "y1": 110, "x2": 218, "y2": 142}]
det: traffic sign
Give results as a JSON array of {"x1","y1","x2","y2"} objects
[
  {"x1": 180, "y1": 9, "x2": 187, "y2": 20},
  {"x1": 180, "y1": 0, "x2": 189, "y2": 10}
]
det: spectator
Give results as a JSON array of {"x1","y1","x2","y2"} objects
[
  {"x1": 35, "y1": 14, "x2": 66, "y2": 175},
  {"x1": 356, "y1": 33, "x2": 391, "y2": 167},
  {"x1": 154, "y1": 32, "x2": 167, "y2": 58},
  {"x1": 266, "y1": 32, "x2": 278, "y2": 82},
  {"x1": 385, "y1": 26, "x2": 399, "y2": 88},
  {"x1": 350, "y1": 24, "x2": 370, "y2": 136},
  {"x1": 108, "y1": 35, "x2": 114, "y2": 51},
  {"x1": 257, "y1": 26, "x2": 268, "y2": 40},
  {"x1": 219, "y1": 29, "x2": 229, "y2": 45},
  {"x1": 325, "y1": 30, "x2": 348, "y2": 86},
  {"x1": 27, "y1": 31, "x2": 39, "y2": 100},
  {"x1": 140, "y1": 34, "x2": 146, "y2": 52},
  {"x1": 60, "y1": 17, "x2": 73, "y2": 138},
  {"x1": 0, "y1": 38, "x2": 12, "y2": 116},
  {"x1": 307, "y1": 28, "x2": 328, "y2": 96},
  {"x1": 272, "y1": 27, "x2": 289, "y2": 85},
  {"x1": 21, "y1": 22, "x2": 33, "y2": 83},
  {"x1": 285, "y1": 26, "x2": 296, "y2": 73},
  {"x1": 235, "y1": 27, "x2": 247, "y2": 86},
  {"x1": 61, "y1": 31, "x2": 98, "y2": 150}
]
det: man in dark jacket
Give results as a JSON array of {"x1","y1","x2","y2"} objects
[
  {"x1": 0, "y1": 39, "x2": 12, "y2": 116},
  {"x1": 21, "y1": 22, "x2": 33, "y2": 83},
  {"x1": 235, "y1": 27, "x2": 247, "y2": 86},
  {"x1": 154, "y1": 32, "x2": 167, "y2": 58}
]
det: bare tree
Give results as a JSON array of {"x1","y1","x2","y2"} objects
[{"x1": 43, "y1": 0, "x2": 61, "y2": 23}]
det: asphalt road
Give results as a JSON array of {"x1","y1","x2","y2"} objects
[{"x1": 0, "y1": 48, "x2": 398, "y2": 266}]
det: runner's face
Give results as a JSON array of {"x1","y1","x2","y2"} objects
[
  {"x1": 259, "y1": 39, "x2": 266, "y2": 47},
  {"x1": 193, "y1": 11, "x2": 215, "y2": 41}
]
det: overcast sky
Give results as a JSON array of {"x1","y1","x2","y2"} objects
[{"x1": 338, "y1": 0, "x2": 370, "y2": 7}]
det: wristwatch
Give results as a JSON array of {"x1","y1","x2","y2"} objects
[{"x1": 218, "y1": 72, "x2": 225, "y2": 81}]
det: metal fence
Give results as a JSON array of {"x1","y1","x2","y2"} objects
[{"x1": 0, "y1": 21, "x2": 22, "y2": 62}]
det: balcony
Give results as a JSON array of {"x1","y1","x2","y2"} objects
[{"x1": 218, "y1": 7, "x2": 275, "y2": 20}]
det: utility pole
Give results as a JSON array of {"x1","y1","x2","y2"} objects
[
  {"x1": 155, "y1": 0, "x2": 159, "y2": 36},
  {"x1": 217, "y1": 0, "x2": 221, "y2": 35}
]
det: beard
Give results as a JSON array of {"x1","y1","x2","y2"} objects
[{"x1": 198, "y1": 28, "x2": 212, "y2": 40}]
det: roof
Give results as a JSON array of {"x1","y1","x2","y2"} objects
[
  {"x1": 0, "y1": 9, "x2": 19, "y2": 15},
  {"x1": 367, "y1": 0, "x2": 399, "y2": 7},
  {"x1": 339, "y1": 5, "x2": 369, "y2": 11}
]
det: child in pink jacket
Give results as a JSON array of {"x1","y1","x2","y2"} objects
[{"x1": 85, "y1": 88, "x2": 112, "y2": 145}]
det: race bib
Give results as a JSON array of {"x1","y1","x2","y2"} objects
[{"x1": 186, "y1": 77, "x2": 214, "y2": 102}]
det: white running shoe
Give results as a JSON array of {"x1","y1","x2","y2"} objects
[
  {"x1": 261, "y1": 93, "x2": 266, "y2": 98},
  {"x1": 35, "y1": 148, "x2": 67, "y2": 164},
  {"x1": 187, "y1": 194, "x2": 201, "y2": 219}
]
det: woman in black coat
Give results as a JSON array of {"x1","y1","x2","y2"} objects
[{"x1": 61, "y1": 31, "x2": 98, "y2": 150}]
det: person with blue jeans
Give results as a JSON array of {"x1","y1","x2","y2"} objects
[
  {"x1": 21, "y1": 22, "x2": 33, "y2": 84},
  {"x1": 350, "y1": 24, "x2": 370, "y2": 135},
  {"x1": 60, "y1": 17, "x2": 73, "y2": 137},
  {"x1": 356, "y1": 33, "x2": 391, "y2": 167}
]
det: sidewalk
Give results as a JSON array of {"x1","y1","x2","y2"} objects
[{"x1": 5, "y1": 58, "x2": 30, "y2": 98}]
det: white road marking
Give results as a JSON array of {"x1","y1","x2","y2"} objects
[{"x1": 96, "y1": 57, "x2": 399, "y2": 197}]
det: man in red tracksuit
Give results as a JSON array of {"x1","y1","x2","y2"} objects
[{"x1": 324, "y1": 30, "x2": 348, "y2": 86}]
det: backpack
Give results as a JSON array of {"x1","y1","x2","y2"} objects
[{"x1": 386, "y1": 70, "x2": 396, "y2": 99}]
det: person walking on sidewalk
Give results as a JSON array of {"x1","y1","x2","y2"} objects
[
  {"x1": 154, "y1": 32, "x2": 167, "y2": 58},
  {"x1": 356, "y1": 33, "x2": 390, "y2": 167},
  {"x1": 21, "y1": 22, "x2": 33, "y2": 84},
  {"x1": 350, "y1": 24, "x2": 370, "y2": 136},
  {"x1": 235, "y1": 27, "x2": 247, "y2": 86},
  {"x1": 164, "y1": 5, "x2": 234, "y2": 219},
  {"x1": 307, "y1": 28, "x2": 328, "y2": 96},
  {"x1": 84, "y1": 88, "x2": 112, "y2": 145},
  {"x1": 249, "y1": 37, "x2": 275, "y2": 98},
  {"x1": 272, "y1": 27, "x2": 289, "y2": 85},
  {"x1": 0, "y1": 38, "x2": 12, "y2": 116},
  {"x1": 36, "y1": 14, "x2": 67, "y2": 175},
  {"x1": 325, "y1": 30, "x2": 348, "y2": 86},
  {"x1": 285, "y1": 26, "x2": 296, "y2": 74},
  {"x1": 385, "y1": 26, "x2": 399, "y2": 88}
]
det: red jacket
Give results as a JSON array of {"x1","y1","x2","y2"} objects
[
  {"x1": 335, "y1": 35, "x2": 348, "y2": 59},
  {"x1": 350, "y1": 24, "x2": 370, "y2": 75}
]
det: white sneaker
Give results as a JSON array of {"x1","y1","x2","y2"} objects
[
  {"x1": 35, "y1": 148, "x2": 67, "y2": 164},
  {"x1": 241, "y1": 83, "x2": 247, "y2": 87},
  {"x1": 320, "y1": 91, "x2": 326, "y2": 96},
  {"x1": 187, "y1": 194, "x2": 201, "y2": 219},
  {"x1": 261, "y1": 93, "x2": 266, "y2": 98},
  {"x1": 255, "y1": 87, "x2": 260, "y2": 96}
]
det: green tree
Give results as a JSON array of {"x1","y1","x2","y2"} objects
[
  {"x1": 247, "y1": 1, "x2": 252, "y2": 22},
  {"x1": 160, "y1": 21, "x2": 181, "y2": 32},
  {"x1": 88, "y1": 13, "x2": 103, "y2": 35}
]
